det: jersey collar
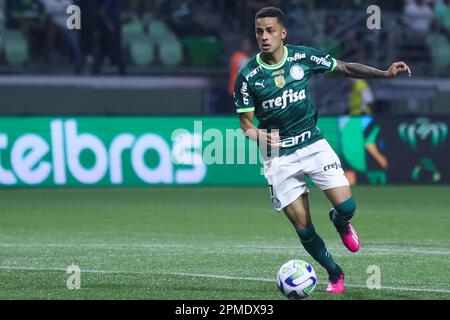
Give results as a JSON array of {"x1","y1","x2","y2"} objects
[{"x1": 256, "y1": 46, "x2": 288, "y2": 70}]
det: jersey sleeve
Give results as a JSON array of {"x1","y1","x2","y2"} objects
[
  {"x1": 234, "y1": 73, "x2": 255, "y2": 113},
  {"x1": 304, "y1": 46, "x2": 337, "y2": 74}
]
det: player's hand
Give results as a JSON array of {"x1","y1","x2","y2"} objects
[
  {"x1": 385, "y1": 61, "x2": 412, "y2": 79},
  {"x1": 258, "y1": 130, "x2": 281, "y2": 148}
]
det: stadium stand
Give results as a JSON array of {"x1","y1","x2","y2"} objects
[{"x1": 0, "y1": 0, "x2": 449, "y2": 115}]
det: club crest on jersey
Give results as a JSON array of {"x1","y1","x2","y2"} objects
[
  {"x1": 274, "y1": 75, "x2": 286, "y2": 88},
  {"x1": 290, "y1": 65, "x2": 304, "y2": 80}
]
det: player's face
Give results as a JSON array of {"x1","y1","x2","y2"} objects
[{"x1": 255, "y1": 17, "x2": 287, "y2": 55}]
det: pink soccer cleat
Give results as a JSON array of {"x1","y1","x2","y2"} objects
[
  {"x1": 329, "y1": 209, "x2": 360, "y2": 253},
  {"x1": 338, "y1": 223, "x2": 360, "y2": 253},
  {"x1": 326, "y1": 273, "x2": 345, "y2": 294}
]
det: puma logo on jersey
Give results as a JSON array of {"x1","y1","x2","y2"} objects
[
  {"x1": 262, "y1": 89, "x2": 306, "y2": 110},
  {"x1": 255, "y1": 80, "x2": 265, "y2": 88}
]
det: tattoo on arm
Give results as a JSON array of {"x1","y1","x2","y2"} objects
[{"x1": 335, "y1": 60, "x2": 387, "y2": 79}]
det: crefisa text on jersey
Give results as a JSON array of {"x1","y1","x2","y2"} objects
[{"x1": 262, "y1": 89, "x2": 306, "y2": 110}]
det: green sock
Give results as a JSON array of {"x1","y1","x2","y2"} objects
[
  {"x1": 297, "y1": 224, "x2": 342, "y2": 280},
  {"x1": 331, "y1": 198, "x2": 356, "y2": 233},
  {"x1": 330, "y1": 209, "x2": 349, "y2": 232}
]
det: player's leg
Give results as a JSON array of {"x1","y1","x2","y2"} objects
[
  {"x1": 324, "y1": 186, "x2": 360, "y2": 253},
  {"x1": 303, "y1": 139, "x2": 360, "y2": 253},
  {"x1": 264, "y1": 149, "x2": 344, "y2": 293},
  {"x1": 283, "y1": 193, "x2": 344, "y2": 292}
]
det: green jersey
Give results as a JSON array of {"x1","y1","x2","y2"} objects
[{"x1": 234, "y1": 44, "x2": 337, "y2": 156}]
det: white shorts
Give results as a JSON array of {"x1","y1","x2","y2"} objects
[{"x1": 263, "y1": 139, "x2": 349, "y2": 212}]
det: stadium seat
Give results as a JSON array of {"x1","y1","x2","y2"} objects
[
  {"x1": 158, "y1": 37, "x2": 183, "y2": 67},
  {"x1": 0, "y1": 0, "x2": 5, "y2": 33},
  {"x1": 122, "y1": 18, "x2": 145, "y2": 48},
  {"x1": 3, "y1": 30, "x2": 28, "y2": 65},
  {"x1": 426, "y1": 33, "x2": 450, "y2": 69},
  {"x1": 181, "y1": 36, "x2": 221, "y2": 67},
  {"x1": 148, "y1": 20, "x2": 171, "y2": 43},
  {"x1": 129, "y1": 34, "x2": 155, "y2": 66}
]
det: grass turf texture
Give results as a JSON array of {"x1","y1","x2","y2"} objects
[{"x1": 0, "y1": 186, "x2": 449, "y2": 300}]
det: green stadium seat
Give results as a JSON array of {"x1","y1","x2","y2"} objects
[
  {"x1": 148, "y1": 20, "x2": 171, "y2": 43},
  {"x1": 129, "y1": 34, "x2": 155, "y2": 66},
  {"x1": 158, "y1": 36, "x2": 183, "y2": 67},
  {"x1": 0, "y1": 0, "x2": 5, "y2": 33},
  {"x1": 426, "y1": 33, "x2": 450, "y2": 69},
  {"x1": 181, "y1": 36, "x2": 221, "y2": 67},
  {"x1": 3, "y1": 30, "x2": 28, "y2": 65},
  {"x1": 122, "y1": 18, "x2": 145, "y2": 48}
]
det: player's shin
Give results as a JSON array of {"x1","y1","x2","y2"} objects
[{"x1": 296, "y1": 224, "x2": 342, "y2": 280}]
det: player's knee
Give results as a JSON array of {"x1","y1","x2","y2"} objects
[{"x1": 334, "y1": 197, "x2": 356, "y2": 220}]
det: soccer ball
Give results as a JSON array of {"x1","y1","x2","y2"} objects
[{"x1": 277, "y1": 259, "x2": 317, "y2": 299}]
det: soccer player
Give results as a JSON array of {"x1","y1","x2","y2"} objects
[{"x1": 234, "y1": 7, "x2": 411, "y2": 293}]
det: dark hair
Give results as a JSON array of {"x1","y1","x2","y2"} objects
[{"x1": 255, "y1": 7, "x2": 286, "y2": 27}]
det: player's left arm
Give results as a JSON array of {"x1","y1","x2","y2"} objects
[{"x1": 334, "y1": 60, "x2": 412, "y2": 79}]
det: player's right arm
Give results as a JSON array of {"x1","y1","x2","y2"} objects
[
  {"x1": 239, "y1": 112, "x2": 280, "y2": 148},
  {"x1": 234, "y1": 73, "x2": 280, "y2": 148}
]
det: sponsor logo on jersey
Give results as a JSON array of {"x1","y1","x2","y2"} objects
[
  {"x1": 274, "y1": 75, "x2": 286, "y2": 88},
  {"x1": 271, "y1": 69, "x2": 285, "y2": 76},
  {"x1": 262, "y1": 89, "x2": 306, "y2": 110},
  {"x1": 255, "y1": 79, "x2": 265, "y2": 88},
  {"x1": 311, "y1": 55, "x2": 332, "y2": 68},
  {"x1": 240, "y1": 82, "x2": 250, "y2": 105},
  {"x1": 280, "y1": 131, "x2": 312, "y2": 148},
  {"x1": 323, "y1": 161, "x2": 342, "y2": 171},
  {"x1": 287, "y1": 52, "x2": 306, "y2": 62},
  {"x1": 245, "y1": 66, "x2": 263, "y2": 81},
  {"x1": 290, "y1": 65, "x2": 304, "y2": 80}
]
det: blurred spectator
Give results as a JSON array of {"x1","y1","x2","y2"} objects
[
  {"x1": 434, "y1": 0, "x2": 450, "y2": 36},
  {"x1": 228, "y1": 36, "x2": 252, "y2": 97},
  {"x1": 6, "y1": 0, "x2": 46, "y2": 57},
  {"x1": 77, "y1": 0, "x2": 98, "y2": 70},
  {"x1": 40, "y1": 0, "x2": 84, "y2": 74},
  {"x1": 92, "y1": 0, "x2": 126, "y2": 75},
  {"x1": 348, "y1": 79, "x2": 374, "y2": 115},
  {"x1": 403, "y1": 0, "x2": 434, "y2": 38},
  {"x1": 191, "y1": 0, "x2": 221, "y2": 38},
  {"x1": 244, "y1": 0, "x2": 282, "y2": 33},
  {"x1": 159, "y1": 0, "x2": 204, "y2": 37},
  {"x1": 282, "y1": 0, "x2": 313, "y2": 45},
  {"x1": 315, "y1": 0, "x2": 367, "y2": 10}
]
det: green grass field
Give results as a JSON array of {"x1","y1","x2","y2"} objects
[{"x1": 0, "y1": 186, "x2": 449, "y2": 300}]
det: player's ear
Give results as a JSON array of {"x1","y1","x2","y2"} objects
[{"x1": 281, "y1": 27, "x2": 287, "y2": 41}]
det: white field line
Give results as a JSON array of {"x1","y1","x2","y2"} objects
[
  {"x1": 169, "y1": 272, "x2": 450, "y2": 294},
  {"x1": 230, "y1": 245, "x2": 450, "y2": 256},
  {"x1": 0, "y1": 265, "x2": 145, "y2": 275},
  {"x1": 0, "y1": 265, "x2": 449, "y2": 295},
  {"x1": 0, "y1": 242, "x2": 449, "y2": 256}
]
